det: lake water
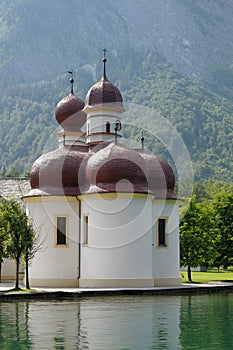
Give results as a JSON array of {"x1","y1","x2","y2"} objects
[{"x1": 0, "y1": 293, "x2": 233, "y2": 349}]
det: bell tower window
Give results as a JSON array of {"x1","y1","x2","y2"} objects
[{"x1": 106, "y1": 121, "x2": 110, "y2": 133}]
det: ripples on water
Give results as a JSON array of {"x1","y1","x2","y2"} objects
[{"x1": 0, "y1": 293, "x2": 233, "y2": 349}]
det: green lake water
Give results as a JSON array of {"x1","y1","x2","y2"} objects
[{"x1": 0, "y1": 293, "x2": 233, "y2": 349}]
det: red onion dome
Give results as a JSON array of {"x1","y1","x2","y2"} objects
[
  {"x1": 28, "y1": 146, "x2": 89, "y2": 196},
  {"x1": 86, "y1": 142, "x2": 148, "y2": 194},
  {"x1": 137, "y1": 150, "x2": 176, "y2": 199},
  {"x1": 55, "y1": 93, "x2": 86, "y2": 131},
  {"x1": 84, "y1": 75, "x2": 124, "y2": 110}
]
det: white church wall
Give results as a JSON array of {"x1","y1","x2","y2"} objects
[
  {"x1": 1, "y1": 258, "x2": 17, "y2": 280},
  {"x1": 79, "y1": 194, "x2": 154, "y2": 287},
  {"x1": 152, "y1": 200, "x2": 181, "y2": 285},
  {"x1": 25, "y1": 198, "x2": 80, "y2": 287}
]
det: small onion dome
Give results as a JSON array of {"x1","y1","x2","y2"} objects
[
  {"x1": 28, "y1": 146, "x2": 89, "y2": 196},
  {"x1": 86, "y1": 142, "x2": 149, "y2": 194},
  {"x1": 84, "y1": 75, "x2": 124, "y2": 111},
  {"x1": 137, "y1": 150, "x2": 176, "y2": 199},
  {"x1": 55, "y1": 93, "x2": 86, "y2": 132}
]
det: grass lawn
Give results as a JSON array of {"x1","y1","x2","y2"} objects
[{"x1": 181, "y1": 268, "x2": 233, "y2": 284}]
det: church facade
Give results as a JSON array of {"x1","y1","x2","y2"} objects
[{"x1": 23, "y1": 57, "x2": 181, "y2": 288}]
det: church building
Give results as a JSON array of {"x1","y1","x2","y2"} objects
[{"x1": 23, "y1": 56, "x2": 181, "y2": 288}]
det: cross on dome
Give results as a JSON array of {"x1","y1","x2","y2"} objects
[
  {"x1": 68, "y1": 70, "x2": 74, "y2": 94},
  {"x1": 102, "y1": 48, "x2": 107, "y2": 79}
]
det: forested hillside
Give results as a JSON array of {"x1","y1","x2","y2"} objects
[
  {"x1": 0, "y1": 0, "x2": 232, "y2": 182},
  {"x1": 124, "y1": 54, "x2": 233, "y2": 181}
]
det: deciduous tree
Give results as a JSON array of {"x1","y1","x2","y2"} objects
[
  {"x1": 180, "y1": 195, "x2": 219, "y2": 281},
  {"x1": 0, "y1": 199, "x2": 35, "y2": 289}
]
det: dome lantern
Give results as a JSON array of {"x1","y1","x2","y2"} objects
[
  {"x1": 83, "y1": 50, "x2": 125, "y2": 146},
  {"x1": 55, "y1": 72, "x2": 86, "y2": 147}
]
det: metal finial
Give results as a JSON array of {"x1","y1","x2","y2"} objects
[
  {"x1": 102, "y1": 48, "x2": 107, "y2": 78},
  {"x1": 114, "y1": 120, "x2": 121, "y2": 142},
  {"x1": 68, "y1": 70, "x2": 74, "y2": 94},
  {"x1": 63, "y1": 132, "x2": 66, "y2": 147},
  {"x1": 141, "y1": 131, "x2": 145, "y2": 150}
]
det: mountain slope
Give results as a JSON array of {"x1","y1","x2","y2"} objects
[
  {"x1": 124, "y1": 54, "x2": 233, "y2": 181},
  {"x1": 0, "y1": 0, "x2": 233, "y2": 85},
  {"x1": 0, "y1": 0, "x2": 232, "y2": 182}
]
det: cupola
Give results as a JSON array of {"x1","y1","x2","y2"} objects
[
  {"x1": 55, "y1": 73, "x2": 86, "y2": 147},
  {"x1": 83, "y1": 50, "x2": 125, "y2": 145}
]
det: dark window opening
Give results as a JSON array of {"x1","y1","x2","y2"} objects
[
  {"x1": 57, "y1": 217, "x2": 66, "y2": 245},
  {"x1": 83, "y1": 215, "x2": 88, "y2": 244},
  {"x1": 158, "y1": 218, "x2": 166, "y2": 246},
  {"x1": 106, "y1": 121, "x2": 110, "y2": 133}
]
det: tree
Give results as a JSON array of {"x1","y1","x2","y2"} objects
[
  {"x1": 1, "y1": 199, "x2": 35, "y2": 289},
  {"x1": 21, "y1": 219, "x2": 35, "y2": 289},
  {"x1": 0, "y1": 202, "x2": 9, "y2": 282},
  {"x1": 21, "y1": 218, "x2": 41, "y2": 289},
  {"x1": 180, "y1": 195, "x2": 219, "y2": 282},
  {"x1": 6, "y1": 167, "x2": 20, "y2": 178},
  {"x1": 212, "y1": 191, "x2": 233, "y2": 270}
]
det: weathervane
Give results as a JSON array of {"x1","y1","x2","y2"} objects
[
  {"x1": 68, "y1": 70, "x2": 74, "y2": 94},
  {"x1": 141, "y1": 131, "x2": 145, "y2": 150}
]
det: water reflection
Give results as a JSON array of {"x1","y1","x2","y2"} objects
[
  {"x1": 180, "y1": 294, "x2": 233, "y2": 350},
  {"x1": 0, "y1": 294, "x2": 232, "y2": 349},
  {"x1": 0, "y1": 296, "x2": 181, "y2": 349}
]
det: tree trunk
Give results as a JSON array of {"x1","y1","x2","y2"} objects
[
  {"x1": 187, "y1": 265, "x2": 192, "y2": 282},
  {"x1": 25, "y1": 251, "x2": 30, "y2": 289},
  {"x1": 15, "y1": 256, "x2": 19, "y2": 289},
  {"x1": 0, "y1": 261, "x2": 2, "y2": 283}
]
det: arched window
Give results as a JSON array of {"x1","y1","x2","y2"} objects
[{"x1": 106, "y1": 121, "x2": 110, "y2": 133}]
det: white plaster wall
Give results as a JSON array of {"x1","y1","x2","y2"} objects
[
  {"x1": 26, "y1": 199, "x2": 80, "y2": 282},
  {"x1": 86, "y1": 133, "x2": 115, "y2": 144},
  {"x1": 87, "y1": 110, "x2": 122, "y2": 143},
  {"x1": 152, "y1": 201, "x2": 180, "y2": 279},
  {"x1": 2, "y1": 258, "x2": 16, "y2": 279},
  {"x1": 88, "y1": 114, "x2": 119, "y2": 133},
  {"x1": 80, "y1": 195, "x2": 153, "y2": 279}
]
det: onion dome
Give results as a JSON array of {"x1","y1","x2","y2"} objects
[
  {"x1": 55, "y1": 75, "x2": 86, "y2": 131},
  {"x1": 137, "y1": 150, "x2": 176, "y2": 199},
  {"x1": 55, "y1": 94, "x2": 86, "y2": 132},
  {"x1": 85, "y1": 76, "x2": 123, "y2": 107},
  {"x1": 28, "y1": 146, "x2": 89, "y2": 196},
  {"x1": 84, "y1": 55, "x2": 124, "y2": 111},
  {"x1": 86, "y1": 142, "x2": 148, "y2": 194}
]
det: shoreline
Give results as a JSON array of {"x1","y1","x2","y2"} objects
[{"x1": 0, "y1": 282, "x2": 233, "y2": 300}]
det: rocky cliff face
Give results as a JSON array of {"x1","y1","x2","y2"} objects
[
  {"x1": 116, "y1": 0, "x2": 233, "y2": 77},
  {"x1": 0, "y1": 0, "x2": 232, "y2": 84}
]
